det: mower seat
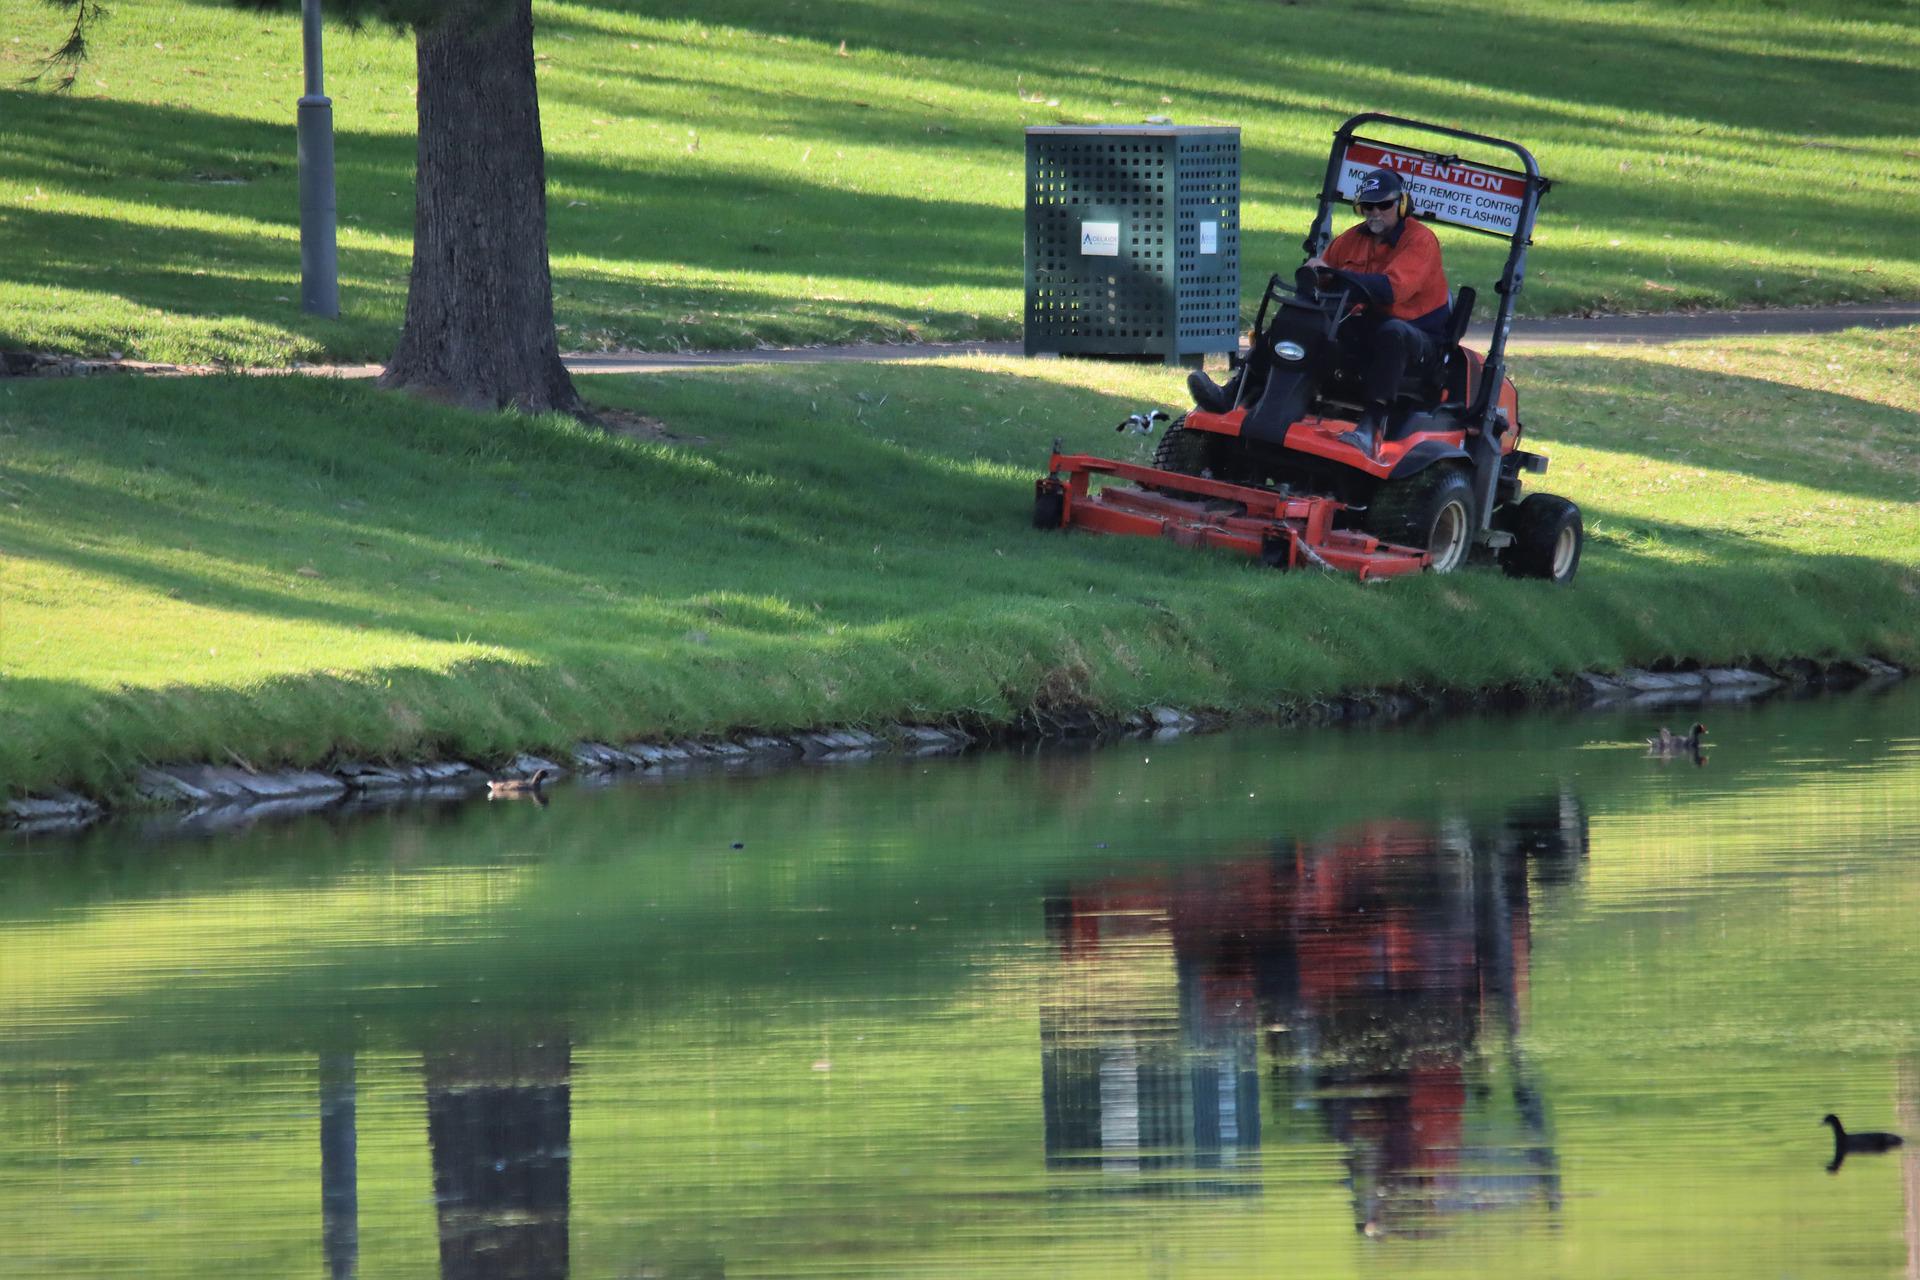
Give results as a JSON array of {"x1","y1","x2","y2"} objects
[
  {"x1": 1373, "y1": 289, "x2": 1476, "y2": 443},
  {"x1": 1402, "y1": 286, "x2": 1475, "y2": 408},
  {"x1": 1315, "y1": 288, "x2": 1474, "y2": 419}
]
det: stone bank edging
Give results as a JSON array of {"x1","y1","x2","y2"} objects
[{"x1": 3, "y1": 656, "x2": 1907, "y2": 838}]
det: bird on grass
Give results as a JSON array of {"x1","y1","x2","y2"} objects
[
  {"x1": 1115, "y1": 408, "x2": 1170, "y2": 435},
  {"x1": 487, "y1": 768, "x2": 551, "y2": 799},
  {"x1": 1646, "y1": 722, "x2": 1707, "y2": 754},
  {"x1": 1823, "y1": 1114, "x2": 1904, "y2": 1173}
]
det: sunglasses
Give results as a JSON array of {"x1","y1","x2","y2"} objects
[{"x1": 1357, "y1": 199, "x2": 1397, "y2": 212}]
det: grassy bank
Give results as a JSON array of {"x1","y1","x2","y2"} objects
[
  {"x1": 2, "y1": 325, "x2": 1915, "y2": 799},
  {"x1": 2, "y1": 0, "x2": 1916, "y2": 365}
]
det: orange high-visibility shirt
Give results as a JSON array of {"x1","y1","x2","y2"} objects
[{"x1": 1323, "y1": 215, "x2": 1450, "y2": 335}]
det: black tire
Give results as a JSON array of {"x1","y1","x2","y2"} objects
[
  {"x1": 1150, "y1": 418, "x2": 1215, "y2": 477},
  {"x1": 1259, "y1": 532, "x2": 1294, "y2": 571},
  {"x1": 1033, "y1": 484, "x2": 1065, "y2": 530},
  {"x1": 1500, "y1": 494, "x2": 1583, "y2": 584},
  {"x1": 1145, "y1": 419, "x2": 1227, "y2": 495},
  {"x1": 1366, "y1": 465, "x2": 1475, "y2": 574},
  {"x1": 1150, "y1": 418, "x2": 1260, "y2": 491}
]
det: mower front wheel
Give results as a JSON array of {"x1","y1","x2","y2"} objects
[
  {"x1": 1500, "y1": 494, "x2": 1583, "y2": 584},
  {"x1": 1367, "y1": 465, "x2": 1475, "y2": 575},
  {"x1": 1150, "y1": 418, "x2": 1213, "y2": 480}
]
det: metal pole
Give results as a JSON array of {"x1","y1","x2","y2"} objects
[{"x1": 297, "y1": 0, "x2": 340, "y2": 317}]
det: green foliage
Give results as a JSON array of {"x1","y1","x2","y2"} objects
[
  {"x1": 3, "y1": 0, "x2": 1916, "y2": 364},
  {"x1": 1, "y1": 326, "x2": 1915, "y2": 798}
]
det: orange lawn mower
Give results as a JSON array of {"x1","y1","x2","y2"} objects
[{"x1": 1033, "y1": 114, "x2": 1584, "y2": 584}]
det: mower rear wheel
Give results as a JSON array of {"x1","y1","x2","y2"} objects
[
  {"x1": 1500, "y1": 494, "x2": 1583, "y2": 584},
  {"x1": 1367, "y1": 465, "x2": 1475, "y2": 574}
]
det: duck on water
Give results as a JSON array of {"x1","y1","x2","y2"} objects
[
  {"x1": 1646, "y1": 722, "x2": 1707, "y2": 754},
  {"x1": 1823, "y1": 1114, "x2": 1904, "y2": 1173},
  {"x1": 487, "y1": 768, "x2": 551, "y2": 800}
]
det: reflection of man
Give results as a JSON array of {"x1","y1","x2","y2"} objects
[{"x1": 1303, "y1": 168, "x2": 1451, "y2": 458}]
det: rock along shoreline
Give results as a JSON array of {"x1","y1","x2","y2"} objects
[{"x1": 3, "y1": 655, "x2": 1906, "y2": 840}]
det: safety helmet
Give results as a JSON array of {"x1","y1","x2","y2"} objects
[{"x1": 1353, "y1": 168, "x2": 1411, "y2": 217}]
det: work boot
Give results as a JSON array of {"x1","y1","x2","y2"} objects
[
  {"x1": 1336, "y1": 410, "x2": 1385, "y2": 460},
  {"x1": 1187, "y1": 368, "x2": 1240, "y2": 413}
]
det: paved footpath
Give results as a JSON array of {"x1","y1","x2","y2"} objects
[
  {"x1": 99, "y1": 301, "x2": 1920, "y2": 381},
  {"x1": 567, "y1": 301, "x2": 1920, "y2": 376}
]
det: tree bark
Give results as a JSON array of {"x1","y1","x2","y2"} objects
[{"x1": 380, "y1": 0, "x2": 581, "y2": 415}]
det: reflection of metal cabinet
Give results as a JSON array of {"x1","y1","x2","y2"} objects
[
  {"x1": 1024, "y1": 125, "x2": 1240, "y2": 365},
  {"x1": 1039, "y1": 893, "x2": 1261, "y2": 1193}
]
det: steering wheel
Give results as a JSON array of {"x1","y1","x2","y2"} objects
[
  {"x1": 1295, "y1": 263, "x2": 1369, "y2": 302},
  {"x1": 1293, "y1": 266, "x2": 1371, "y2": 334}
]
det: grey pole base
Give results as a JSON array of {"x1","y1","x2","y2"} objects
[{"x1": 297, "y1": 94, "x2": 340, "y2": 319}]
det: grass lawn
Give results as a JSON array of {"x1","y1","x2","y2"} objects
[
  {"x1": 1, "y1": 0, "x2": 1916, "y2": 365},
  {"x1": 2, "y1": 325, "x2": 1915, "y2": 799}
]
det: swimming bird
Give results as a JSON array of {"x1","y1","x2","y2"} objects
[
  {"x1": 1646, "y1": 722, "x2": 1707, "y2": 753},
  {"x1": 487, "y1": 768, "x2": 551, "y2": 798},
  {"x1": 1823, "y1": 1114, "x2": 1904, "y2": 1172}
]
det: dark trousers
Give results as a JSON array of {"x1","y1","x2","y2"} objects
[{"x1": 1338, "y1": 315, "x2": 1437, "y2": 412}]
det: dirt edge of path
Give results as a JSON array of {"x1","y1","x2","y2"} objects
[{"x1": 3, "y1": 303, "x2": 1915, "y2": 383}]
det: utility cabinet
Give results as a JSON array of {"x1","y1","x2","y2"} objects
[{"x1": 1024, "y1": 125, "x2": 1240, "y2": 364}]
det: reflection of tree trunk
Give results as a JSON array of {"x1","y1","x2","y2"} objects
[
  {"x1": 425, "y1": 1036, "x2": 572, "y2": 1280},
  {"x1": 1900, "y1": 1059, "x2": 1918, "y2": 1280},
  {"x1": 320, "y1": 1053, "x2": 359, "y2": 1280}
]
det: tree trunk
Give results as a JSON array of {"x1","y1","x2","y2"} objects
[{"x1": 380, "y1": 0, "x2": 581, "y2": 415}]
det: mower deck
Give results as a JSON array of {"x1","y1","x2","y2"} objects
[{"x1": 1036, "y1": 450, "x2": 1429, "y2": 581}]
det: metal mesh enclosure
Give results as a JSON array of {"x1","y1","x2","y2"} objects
[{"x1": 1025, "y1": 125, "x2": 1240, "y2": 363}]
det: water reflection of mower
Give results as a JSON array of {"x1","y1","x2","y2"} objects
[
  {"x1": 1034, "y1": 114, "x2": 1584, "y2": 583},
  {"x1": 1038, "y1": 793, "x2": 1584, "y2": 1231}
]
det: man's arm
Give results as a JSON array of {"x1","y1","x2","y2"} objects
[{"x1": 1316, "y1": 232, "x2": 1393, "y2": 308}]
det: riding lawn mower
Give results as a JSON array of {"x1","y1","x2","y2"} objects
[{"x1": 1033, "y1": 114, "x2": 1585, "y2": 584}]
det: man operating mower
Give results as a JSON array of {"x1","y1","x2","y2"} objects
[{"x1": 1304, "y1": 166, "x2": 1452, "y2": 459}]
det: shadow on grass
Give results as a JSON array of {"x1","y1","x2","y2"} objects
[
  {"x1": 532, "y1": 0, "x2": 1920, "y2": 323},
  {"x1": 0, "y1": 368, "x2": 1119, "y2": 663},
  {"x1": 0, "y1": 204, "x2": 407, "y2": 324},
  {"x1": 1517, "y1": 350, "x2": 1920, "y2": 505},
  {"x1": 7, "y1": 0, "x2": 1917, "y2": 360},
  {"x1": 2, "y1": 356, "x2": 1913, "y2": 797},
  {"x1": 536, "y1": 0, "x2": 1920, "y2": 299},
  {"x1": 560, "y1": 0, "x2": 1916, "y2": 139},
  {"x1": 1, "y1": 88, "x2": 1021, "y2": 357}
]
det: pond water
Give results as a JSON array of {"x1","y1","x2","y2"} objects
[{"x1": 3, "y1": 682, "x2": 1918, "y2": 1278}]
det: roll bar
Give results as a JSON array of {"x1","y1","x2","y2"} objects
[{"x1": 1301, "y1": 113, "x2": 1552, "y2": 428}]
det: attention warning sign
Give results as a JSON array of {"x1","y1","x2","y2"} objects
[{"x1": 1338, "y1": 141, "x2": 1528, "y2": 237}]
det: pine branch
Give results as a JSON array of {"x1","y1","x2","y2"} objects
[{"x1": 27, "y1": 0, "x2": 108, "y2": 93}]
